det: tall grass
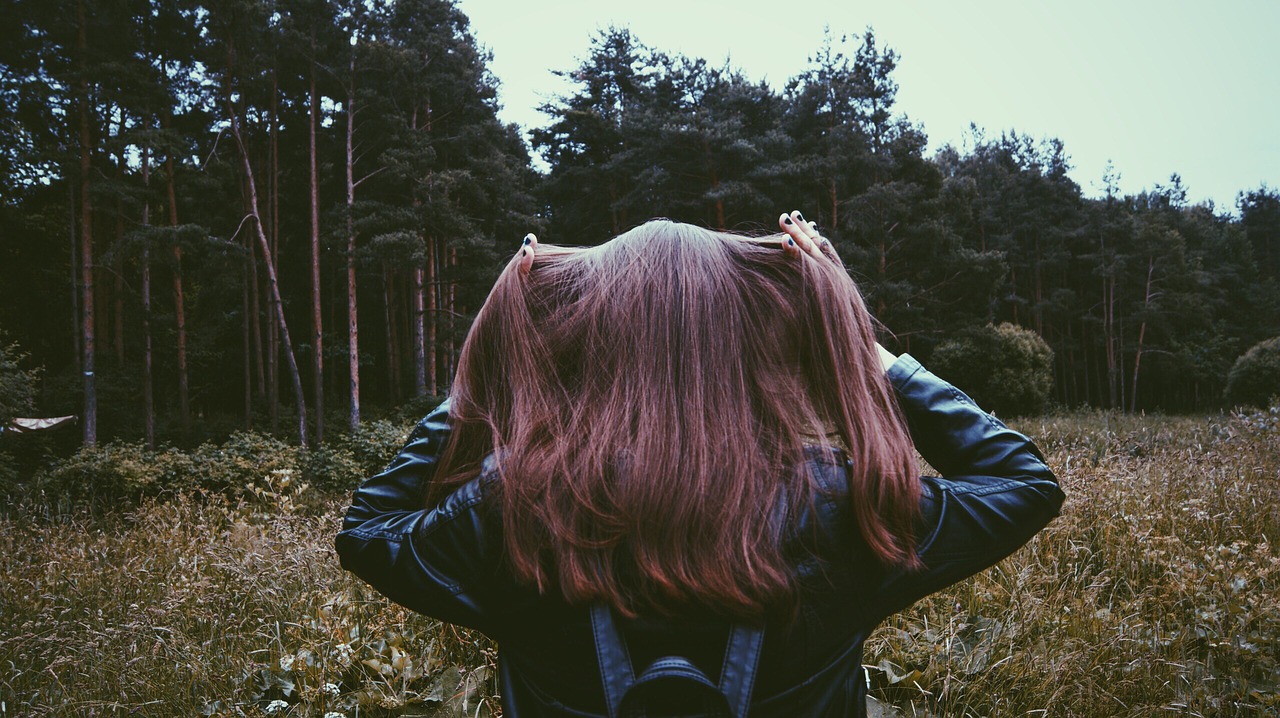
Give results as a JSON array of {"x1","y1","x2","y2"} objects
[{"x1": 1, "y1": 409, "x2": 1277, "y2": 716}]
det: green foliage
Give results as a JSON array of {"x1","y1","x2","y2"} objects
[
  {"x1": 930, "y1": 323, "x2": 1055, "y2": 416},
  {"x1": 335, "y1": 418, "x2": 414, "y2": 477},
  {"x1": 1225, "y1": 336, "x2": 1280, "y2": 407},
  {"x1": 29, "y1": 419, "x2": 415, "y2": 506},
  {"x1": 0, "y1": 329, "x2": 40, "y2": 426}
]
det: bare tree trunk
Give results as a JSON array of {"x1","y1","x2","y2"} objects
[
  {"x1": 383, "y1": 261, "x2": 400, "y2": 403},
  {"x1": 243, "y1": 238, "x2": 253, "y2": 428},
  {"x1": 249, "y1": 224, "x2": 265, "y2": 399},
  {"x1": 141, "y1": 144, "x2": 154, "y2": 449},
  {"x1": 269, "y1": 68, "x2": 280, "y2": 432},
  {"x1": 225, "y1": 40, "x2": 308, "y2": 445},
  {"x1": 309, "y1": 48, "x2": 324, "y2": 444},
  {"x1": 1104, "y1": 274, "x2": 1118, "y2": 409},
  {"x1": 1130, "y1": 255, "x2": 1156, "y2": 413},
  {"x1": 113, "y1": 154, "x2": 125, "y2": 367},
  {"x1": 413, "y1": 267, "x2": 426, "y2": 397},
  {"x1": 447, "y1": 246, "x2": 457, "y2": 379},
  {"x1": 426, "y1": 235, "x2": 437, "y2": 395},
  {"x1": 346, "y1": 57, "x2": 361, "y2": 429},
  {"x1": 163, "y1": 114, "x2": 191, "y2": 439},
  {"x1": 77, "y1": 0, "x2": 96, "y2": 446}
]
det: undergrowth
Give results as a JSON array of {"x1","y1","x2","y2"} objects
[{"x1": 1, "y1": 409, "x2": 1277, "y2": 716}]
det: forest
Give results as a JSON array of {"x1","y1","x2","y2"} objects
[{"x1": 2, "y1": 0, "x2": 1279, "y2": 452}]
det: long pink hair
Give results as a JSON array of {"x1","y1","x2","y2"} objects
[{"x1": 430, "y1": 220, "x2": 918, "y2": 618}]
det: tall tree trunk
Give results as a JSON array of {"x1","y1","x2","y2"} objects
[
  {"x1": 163, "y1": 115, "x2": 191, "y2": 439},
  {"x1": 413, "y1": 267, "x2": 425, "y2": 396},
  {"x1": 167, "y1": 168, "x2": 191, "y2": 437},
  {"x1": 269, "y1": 67, "x2": 281, "y2": 432},
  {"x1": 113, "y1": 143, "x2": 125, "y2": 367},
  {"x1": 1104, "y1": 273, "x2": 1118, "y2": 409},
  {"x1": 243, "y1": 238, "x2": 253, "y2": 428},
  {"x1": 309, "y1": 46, "x2": 324, "y2": 444},
  {"x1": 141, "y1": 144, "x2": 154, "y2": 449},
  {"x1": 249, "y1": 223, "x2": 265, "y2": 398},
  {"x1": 426, "y1": 235, "x2": 437, "y2": 395},
  {"x1": 383, "y1": 262, "x2": 400, "y2": 403},
  {"x1": 225, "y1": 40, "x2": 308, "y2": 445},
  {"x1": 1130, "y1": 255, "x2": 1156, "y2": 413},
  {"x1": 77, "y1": 0, "x2": 96, "y2": 446},
  {"x1": 346, "y1": 57, "x2": 361, "y2": 429},
  {"x1": 69, "y1": 182, "x2": 81, "y2": 377},
  {"x1": 408, "y1": 107, "x2": 426, "y2": 399},
  {"x1": 447, "y1": 246, "x2": 457, "y2": 379}
]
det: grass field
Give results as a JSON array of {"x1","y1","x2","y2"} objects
[{"x1": 1, "y1": 409, "x2": 1277, "y2": 717}]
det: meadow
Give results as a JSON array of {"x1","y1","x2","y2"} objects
[{"x1": 1, "y1": 408, "x2": 1277, "y2": 717}]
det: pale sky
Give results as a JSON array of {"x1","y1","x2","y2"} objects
[{"x1": 455, "y1": 0, "x2": 1280, "y2": 213}]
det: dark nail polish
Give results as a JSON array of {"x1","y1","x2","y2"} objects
[
  {"x1": 812, "y1": 224, "x2": 820, "y2": 233},
  {"x1": 796, "y1": 212, "x2": 806, "y2": 222},
  {"x1": 787, "y1": 238, "x2": 796, "y2": 247},
  {"x1": 523, "y1": 237, "x2": 532, "y2": 245},
  {"x1": 783, "y1": 217, "x2": 794, "y2": 225},
  {"x1": 521, "y1": 249, "x2": 527, "y2": 256}
]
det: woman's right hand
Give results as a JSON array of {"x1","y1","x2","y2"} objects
[{"x1": 778, "y1": 210, "x2": 827, "y2": 260}]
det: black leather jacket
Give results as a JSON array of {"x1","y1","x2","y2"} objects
[{"x1": 337, "y1": 355, "x2": 1064, "y2": 716}]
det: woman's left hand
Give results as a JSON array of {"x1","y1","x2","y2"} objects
[{"x1": 779, "y1": 210, "x2": 827, "y2": 260}]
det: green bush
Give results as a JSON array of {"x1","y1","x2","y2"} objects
[
  {"x1": 27, "y1": 419, "x2": 417, "y2": 507},
  {"x1": 1225, "y1": 336, "x2": 1280, "y2": 407},
  {"x1": 0, "y1": 329, "x2": 40, "y2": 426},
  {"x1": 929, "y1": 323, "x2": 1055, "y2": 416},
  {"x1": 184, "y1": 431, "x2": 299, "y2": 494},
  {"x1": 36, "y1": 441, "x2": 162, "y2": 502},
  {"x1": 337, "y1": 419, "x2": 414, "y2": 476}
]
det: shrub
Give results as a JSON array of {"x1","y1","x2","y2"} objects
[
  {"x1": 336, "y1": 419, "x2": 414, "y2": 477},
  {"x1": 929, "y1": 323, "x2": 1054, "y2": 416},
  {"x1": 1224, "y1": 336, "x2": 1280, "y2": 407},
  {"x1": 0, "y1": 329, "x2": 40, "y2": 426},
  {"x1": 35, "y1": 441, "x2": 162, "y2": 502},
  {"x1": 299, "y1": 444, "x2": 364, "y2": 494},
  {"x1": 28, "y1": 419, "x2": 416, "y2": 508},
  {"x1": 184, "y1": 431, "x2": 299, "y2": 494}
]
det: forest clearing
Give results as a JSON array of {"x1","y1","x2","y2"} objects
[{"x1": 2, "y1": 408, "x2": 1277, "y2": 717}]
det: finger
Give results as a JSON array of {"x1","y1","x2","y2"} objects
[
  {"x1": 808, "y1": 221, "x2": 833, "y2": 256},
  {"x1": 779, "y1": 214, "x2": 803, "y2": 258},
  {"x1": 518, "y1": 233, "x2": 537, "y2": 274},
  {"x1": 800, "y1": 219, "x2": 822, "y2": 242},
  {"x1": 782, "y1": 211, "x2": 823, "y2": 259}
]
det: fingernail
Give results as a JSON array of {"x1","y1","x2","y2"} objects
[
  {"x1": 787, "y1": 238, "x2": 796, "y2": 247},
  {"x1": 796, "y1": 212, "x2": 806, "y2": 222},
  {"x1": 812, "y1": 224, "x2": 820, "y2": 233},
  {"x1": 783, "y1": 217, "x2": 794, "y2": 225},
  {"x1": 521, "y1": 249, "x2": 527, "y2": 256},
  {"x1": 523, "y1": 236, "x2": 532, "y2": 245}
]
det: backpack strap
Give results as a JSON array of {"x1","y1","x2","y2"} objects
[{"x1": 589, "y1": 603, "x2": 765, "y2": 718}]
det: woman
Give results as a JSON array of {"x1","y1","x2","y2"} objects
[{"x1": 337, "y1": 212, "x2": 1064, "y2": 717}]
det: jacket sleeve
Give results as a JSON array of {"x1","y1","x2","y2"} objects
[
  {"x1": 872, "y1": 354, "x2": 1065, "y2": 619},
  {"x1": 335, "y1": 399, "x2": 502, "y2": 634}
]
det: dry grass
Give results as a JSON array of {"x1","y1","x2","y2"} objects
[
  {"x1": 0, "y1": 474, "x2": 499, "y2": 717},
  {"x1": 1, "y1": 410, "x2": 1277, "y2": 716}
]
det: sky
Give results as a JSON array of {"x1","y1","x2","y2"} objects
[{"x1": 453, "y1": 0, "x2": 1280, "y2": 214}]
